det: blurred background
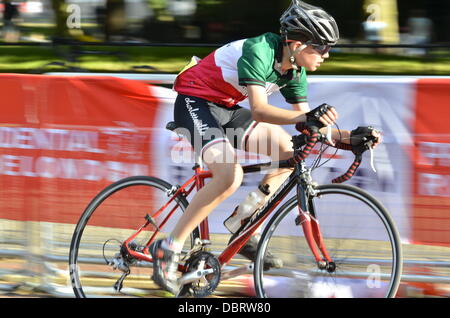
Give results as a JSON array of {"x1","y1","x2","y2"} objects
[
  {"x1": 0, "y1": 0, "x2": 448, "y2": 74},
  {"x1": 0, "y1": 0, "x2": 449, "y2": 298}
]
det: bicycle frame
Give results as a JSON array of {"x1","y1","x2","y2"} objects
[{"x1": 121, "y1": 157, "x2": 334, "y2": 271}]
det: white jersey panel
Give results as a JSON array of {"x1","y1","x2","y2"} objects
[
  {"x1": 214, "y1": 39, "x2": 282, "y2": 104},
  {"x1": 214, "y1": 39, "x2": 247, "y2": 96}
]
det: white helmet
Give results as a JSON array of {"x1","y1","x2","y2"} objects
[{"x1": 280, "y1": 0, "x2": 339, "y2": 45}]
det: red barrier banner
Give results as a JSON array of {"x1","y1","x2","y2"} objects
[
  {"x1": 0, "y1": 74, "x2": 161, "y2": 227},
  {"x1": 1, "y1": 74, "x2": 450, "y2": 246},
  {"x1": 412, "y1": 78, "x2": 450, "y2": 246}
]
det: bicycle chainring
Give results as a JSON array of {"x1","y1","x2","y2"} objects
[{"x1": 179, "y1": 251, "x2": 221, "y2": 297}]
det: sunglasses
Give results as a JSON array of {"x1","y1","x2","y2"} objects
[
  {"x1": 285, "y1": 39, "x2": 332, "y2": 55},
  {"x1": 308, "y1": 43, "x2": 331, "y2": 55}
]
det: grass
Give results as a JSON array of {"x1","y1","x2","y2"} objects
[
  {"x1": 0, "y1": 45, "x2": 449, "y2": 75},
  {"x1": 1, "y1": 22, "x2": 449, "y2": 75}
]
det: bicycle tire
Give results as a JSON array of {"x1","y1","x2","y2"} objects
[
  {"x1": 254, "y1": 183, "x2": 403, "y2": 298},
  {"x1": 69, "y1": 176, "x2": 200, "y2": 298}
]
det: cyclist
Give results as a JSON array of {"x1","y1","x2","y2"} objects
[{"x1": 150, "y1": 0, "x2": 381, "y2": 295}]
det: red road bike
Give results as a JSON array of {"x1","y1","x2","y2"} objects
[{"x1": 69, "y1": 122, "x2": 403, "y2": 298}]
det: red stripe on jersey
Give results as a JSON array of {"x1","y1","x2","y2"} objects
[{"x1": 173, "y1": 51, "x2": 246, "y2": 107}]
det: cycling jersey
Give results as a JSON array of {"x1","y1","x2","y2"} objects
[{"x1": 173, "y1": 32, "x2": 308, "y2": 108}]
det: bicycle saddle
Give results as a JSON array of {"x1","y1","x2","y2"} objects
[{"x1": 166, "y1": 121, "x2": 180, "y2": 132}]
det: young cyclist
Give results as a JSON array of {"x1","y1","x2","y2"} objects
[{"x1": 150, "y1": 0, "x2": 382, "y2": 295}]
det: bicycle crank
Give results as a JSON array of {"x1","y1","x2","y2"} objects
[{"x1": 178, "y1": 251, "x2": 221, "y2": 297}]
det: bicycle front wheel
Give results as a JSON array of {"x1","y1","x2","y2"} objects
[
  {"x1": 254, "y1": 183, "x2": 402, "y2": 298},
  {"x1": 69, "y1": 176, "x2": 200, "y2": 298}
]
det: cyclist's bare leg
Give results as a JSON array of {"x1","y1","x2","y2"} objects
[
  {"x1": 224, "y1": 122, "x2": 292, "y2": 269},
  {"x1": 150, "y1": 141, "x2": 242, "y2": 294},
  {"x1": 246, "y1": 122, "x2": 293, "y2": 196},
  {"x1": 170, "y1": 140, "x2": 243, "y2": 244}
]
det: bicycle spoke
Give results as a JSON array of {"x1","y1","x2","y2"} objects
[
  {"x1": 254, "y1": 184, "x2": 402, "y2": 298},
  {"x1": 69, "y1": 176, "x2": 199, "y2": 298}
]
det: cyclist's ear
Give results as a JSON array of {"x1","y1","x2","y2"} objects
[{"x1": 291, "y1": 41, "x2": 303, "y2": 50}]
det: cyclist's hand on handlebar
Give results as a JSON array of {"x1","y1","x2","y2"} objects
[
  {"x1": 370, "y1": 128, "x2": 382, "y2": 149},
  {"x1": 305, "y1": 103, "x2": 338, "y2": 128},
  {"x1": 350, "y1": 126, "x2": 382, "y2": 155}
]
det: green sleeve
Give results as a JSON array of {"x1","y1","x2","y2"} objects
[
  {"x1": 237, "y1": 41, "x2": 271, "y2": 87},
  {"x1": 280, "y1": 68, "x2": 308, "y2": 104}
]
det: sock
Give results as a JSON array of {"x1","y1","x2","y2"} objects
[{"x1": 161, "y1": 236, "x2": 184, "y2": 254}]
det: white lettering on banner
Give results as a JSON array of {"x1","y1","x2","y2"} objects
[
  {"x1": 416, "y1": 142, "x2": 450, "y2": 197},
  {"x1": 0, "y1": 127, "x2": 103, "y2": 153},
  {"x1": 418, "y1": 173, "x2": 449, "y2": 197},
  {"x1": 417, "y1": 142, "x2": 450, "y2": 167},
  {"x1": 0, "y1": 126, "x2": 150, "y2": 182},
  {"x1": 0, "y1": 155, "x2": 147, "y2": 182}
]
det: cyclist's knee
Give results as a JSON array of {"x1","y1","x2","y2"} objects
[
  {"x1": 202, "y1": 140, "x2": 237, "y2": 165},
  {"x1": 202, "y1": 140, "x2": 243, "y2": 194},
  {"x1": 210, "y1": 163, "x2": 243, "y2": 194},
  {"x1": 225, "y1": 164, "x2": 244, "y2": 192}
]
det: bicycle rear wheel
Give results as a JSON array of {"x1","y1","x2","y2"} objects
[
  {"x1": 69, "y1": 176, "x2": 200, "y2": 298},
  {"x1": 254, "y1": 183, "x2": 402, "y2": 298}
]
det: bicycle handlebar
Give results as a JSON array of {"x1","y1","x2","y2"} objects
[
  {"x1": 321, "y1": 139, "x2": 365, "y2": 183},
  {"x1": 291, "y1": 123, "x2": 372, "y2": 184},
  {"x1": 289, "y1": 125, "x2": 321, "y2": 165},
  {"x1": 331, "y1": 155, "x2": 362, "y2": 184}
]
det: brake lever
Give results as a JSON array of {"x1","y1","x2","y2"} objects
[
  {"x1": 367, "y1": 140, "x2": 376, "y2": 173},
  {"x1": 369, "y1": 147, "x2": 376, "y2": 173},
  {"x1": 325, "y1": 125, "x2": 335, "y2": 146}
]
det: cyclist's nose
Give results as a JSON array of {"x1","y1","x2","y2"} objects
[{"x1": 323, "y1": 52, "x2": 330, "y2": 59}]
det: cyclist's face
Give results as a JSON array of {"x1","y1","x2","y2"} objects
[{"x1": 295, "y1": 44, "x2": 330, "y2": 71}]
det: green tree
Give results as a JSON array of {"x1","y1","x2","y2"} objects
[
  {"x1": 51, "y1": 0, "x2": 69, "y2": 38},
  {"x1": 104, "y1": 0, "x2": 126, "y2": 41},
  {"x1": 148, "y1": 0, "x2": 167, "y2": 20}
]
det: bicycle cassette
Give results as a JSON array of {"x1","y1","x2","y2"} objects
[{"x1": 178, "y1": 251, "x2": 221, "y2": 297}]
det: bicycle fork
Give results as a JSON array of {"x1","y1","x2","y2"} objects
[{"x1": 296, "y1": 184, "x2": 336, "y2": 272}]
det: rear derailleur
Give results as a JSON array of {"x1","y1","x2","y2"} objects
[{"x1": 104, "y1": 239, "x2": 142, "y2": 293}]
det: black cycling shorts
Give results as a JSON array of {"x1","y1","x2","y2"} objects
[{"x1": 174, "y1": 94, "x2": 257, "y2": 158}]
